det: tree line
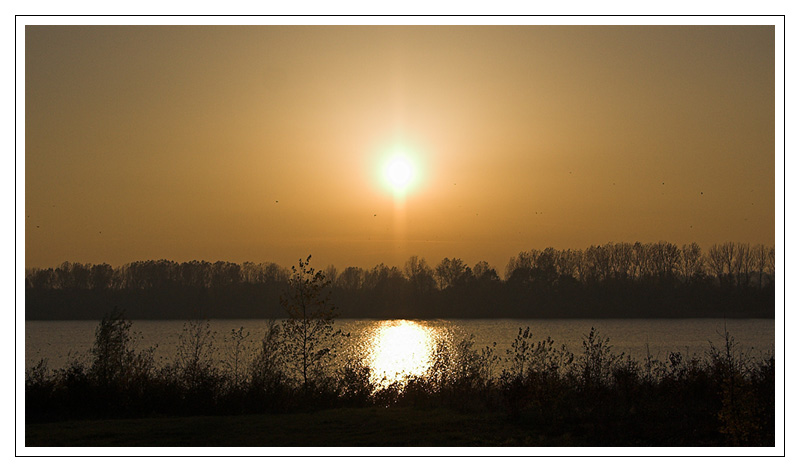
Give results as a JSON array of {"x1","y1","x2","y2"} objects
[{"x1": 25, "y1": 241, "x2": 775, "y2": 320}]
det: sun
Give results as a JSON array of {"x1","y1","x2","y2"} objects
[{"x1": 384, "y1": 154, "x2": 414, "y2": 193}]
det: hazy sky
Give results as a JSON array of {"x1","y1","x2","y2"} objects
[{"x1": 25, "y1": 25, "x2": 776, "y2": 271}]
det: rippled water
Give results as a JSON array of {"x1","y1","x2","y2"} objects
[
  {"x1": 361, "y1": 320, "x2": 440, "y2": 387},
  {"x1": 25, "y1": 318, "x2": 775, "y2": 386}
]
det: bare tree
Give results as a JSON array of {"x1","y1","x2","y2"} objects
[
  {"x1": 555, "y1": 249, "x2": 580, "y2": 279},
  {"x1": 435, "y1": 257, "x2": 469, "y2": 290},
  {"x1": 649, "y1": 241, "x2": 680, "y2": 279},
  {"x1": 631, "y1": 242, "x2": 653, "y2": 279},
  {"x1": 472, "y1": 260, "x2": 499, "y2": 282},
  {"x1": 768, "y1": 246, "x2": 775, "y2": 279},
  {"x1": 505, "y1": 250, "x2": 538, "y2": 280},
  {"x1": 585, "y1": 245, "x2": 611, "y2": 282},
  {"x1": 720, "y1": 242, "x2": 736, "y2": 286},
  {"x1": 678, "y1": 243, "x2": 704, "y2": 281},
  {"x1": 337, "y1": 266, "x2": 365, "y2": 291},
  {"x1": 707, "y1": 243, "x2": 727, "y2": 285},
  {"x1": 324, "y1": 264, "x2": 339, "y2": 286},
  {"x1": 405, "y1": 256, "x2": 436, "y2": 293},
  {"x1": 733, "y1": 243, "x2": 754, "y2": 288},
  {"x1": 280, "y1": 255, "x2": 345, "y2": 387},
  {"x1": 751, "y1": 244, "x2": 768, "y2": 288},
  {"x1": 610, "y1": 243, "x2": 634, "y2": 279}
]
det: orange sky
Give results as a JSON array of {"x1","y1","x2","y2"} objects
[{"x1": 24, "y1": 25, "x2": 776, "y2": 272}]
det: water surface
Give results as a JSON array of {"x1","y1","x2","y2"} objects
[{"x1": 25, "y1": 318, "x2": 775, "y2": 386}]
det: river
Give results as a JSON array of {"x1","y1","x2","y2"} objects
[{"x1": 25, "y1": 317, "x2": 775, "y2": 387}]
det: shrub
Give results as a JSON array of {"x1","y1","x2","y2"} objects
[
  {"x1": 247, "y1": 320, "x2": 290, "y2": 411},
  {"x1": 24, "y1": 317, "x2": 774, "y2": 446},
  {"x1": 173, "y1": 318, "x2": 221, "y2": 412},
  {"x1": 578, "y1": 327, "x2": 619, "y2": 389}
]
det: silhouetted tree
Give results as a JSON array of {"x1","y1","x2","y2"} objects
[
  {"x1": 505, "y1": 250, "x2": 538, "y2": 281},
  {"x1": 733, "y1": 243, "x2": 754, "y2": 288},
  {"x1": 405, "y1": 256, "x2": 436, "y2": 294},
  {"x1": 472, "y1": 261, "x2": 499, "y2": 283},
  {"x1": 280, "y1": 255, "x2": 345, "y2": 387},
  {"x1": 752, "y1": 244, "x2": 770, "y2": 288},
  {"x1": 556, "y1": 249, "x2": 581, "y2": 279},
  {"x1": 336, "y1": 266, "x2": 365, "y2": 291},
  {"x1": 175, "y1": 319, "x2": 218, "y2": 391},
  {"x1": 435, "y1": 257, "x2": 469, "y2": 290},
  {"x1": 89, "y1": 307, "x2": 155, "y2": 413},
  {"x1": 24, "y1": 241, "x2": 775, "y2": 320},
  {"x1": 679, "y1": 243, "x2": 705, "y2": 282},
  {"x1": 609, "y1": 243, "x2": 634, "y2": 280},
  {"x1": 650, "y1": 241, "x2": 680, "y2": 280},
  {"x1": 323, "y1": 264, "x2": 339, "y2": 286}
]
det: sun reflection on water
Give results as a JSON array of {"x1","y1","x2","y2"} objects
[{"x1": 365, "y1": 320, "x2": 438, "y2": 388}]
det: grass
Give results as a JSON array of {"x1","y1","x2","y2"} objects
[{"x1": 26, "y1": 407, "x2": 580, "y2": 447}]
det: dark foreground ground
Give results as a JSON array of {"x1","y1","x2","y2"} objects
[
  {"x1": 28, "y1": 406, "x2": 712, "y2": 448},
  {"x1": 26, "y1": 408, "x2": 566, "y2": 447}
]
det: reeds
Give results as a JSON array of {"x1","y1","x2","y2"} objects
[{"x1": 25, "y1": 316, "x2": 774, "y2": 446}]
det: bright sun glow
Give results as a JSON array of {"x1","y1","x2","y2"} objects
[
  {"x1": 385, "y1": 155, "x2": 414, "y2": 193},
  {"x1": 366, "y1": 320, "x2": 436, "y2": 388}
]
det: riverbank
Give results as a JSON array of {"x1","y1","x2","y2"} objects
[
  {"x1": 25, "y1": 405, "x2": 728, "y2": 448},
  {"x1": 25, "y1": 317, "x2": 774, "y2": 448},
  {"x1": 25, "y1": 407, "x2": 547, "y2": 447}
]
